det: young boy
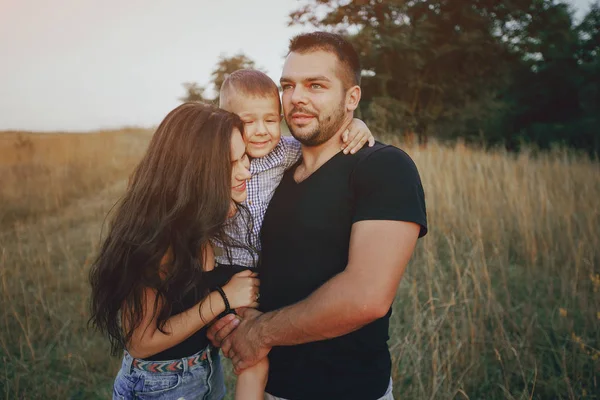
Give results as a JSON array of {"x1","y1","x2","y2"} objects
[{"x1": 214, "y1": 69, "x2": 374, "y2": 399}]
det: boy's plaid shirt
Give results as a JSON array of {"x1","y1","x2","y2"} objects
[{"x1": 215, "y1": 136, "x2": 301, "y2": 267}]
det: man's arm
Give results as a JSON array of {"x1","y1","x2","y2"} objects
[
  {"x1": 256, "y1": 219, "x2": 420, "y2": 347},
  {"x1": 225, "y1": 220, "x2": 421, "y2": 372},
  {"x1": 224, "y1": 146, "x2": 427, "y2": 371}
]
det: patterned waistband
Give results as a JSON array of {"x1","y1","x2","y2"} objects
[{"x1": 131, "y1": 348, "x2": 209, "y2": 373}]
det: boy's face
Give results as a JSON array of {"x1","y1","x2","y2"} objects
[{"x1": 228, "y1": 94, "x2": 282, "y2": 158}]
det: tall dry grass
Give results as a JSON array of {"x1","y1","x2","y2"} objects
[
  {"x1": 391, "y1": 139, "x2": 600, "y2": 399},
  {"x1": 0, "y1": 129, "x2": 152, "y2": 398},
  {"x1": 0, "y1": 131, "x2": 598, "y2": 399},
  {"x1": 0, "y1": 129, "x2": 151, "y2": 225}
]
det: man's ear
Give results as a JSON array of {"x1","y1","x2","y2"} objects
[{"x1": 345, "y1": 85, "x2": 361, "y2": 112}]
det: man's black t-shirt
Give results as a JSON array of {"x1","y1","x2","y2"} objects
[{"x1": 259, "y1": 142, "x2": 427, "y2": 400}]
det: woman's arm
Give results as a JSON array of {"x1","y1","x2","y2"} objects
[
  {"x1": 126, "y1": 269, "x2": 259, "y2": 359},
  {"x1": 126, "y1": 288, "x2": 226, "y2": 359}
]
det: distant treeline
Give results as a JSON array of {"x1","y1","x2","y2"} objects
[{"x1": 288, "y1": 0, "x2": 599, "y2": 154}]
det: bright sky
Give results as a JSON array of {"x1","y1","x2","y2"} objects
[{"x1": 0, "y1": 0, "x2": 593, "y2": 131}]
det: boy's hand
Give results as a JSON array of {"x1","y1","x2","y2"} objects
[{"x1": 341, "y1": 118, "x2": 375, "y2": 154}]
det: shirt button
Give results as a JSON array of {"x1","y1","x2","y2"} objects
[{"x1": 248, "y1": 201, "x2": 252, "y2": 205}]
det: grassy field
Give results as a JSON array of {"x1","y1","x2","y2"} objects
[{"x1": 0, "y1": 130, "x2": 598, "y2": 399}]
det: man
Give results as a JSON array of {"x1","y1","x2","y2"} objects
[{"x1": 209, "y1": 31, "x2": 427, "y2": 400}]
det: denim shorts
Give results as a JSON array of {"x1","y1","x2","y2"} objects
[{"x1": 113, "y1": 346, "x2": 225, "y2": 400}]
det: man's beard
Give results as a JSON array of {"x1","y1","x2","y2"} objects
[{"x1": 286, "y1": 101, "x2": 346, "y2": 147}]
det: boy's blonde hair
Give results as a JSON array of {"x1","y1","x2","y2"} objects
[{"x1": 219, "y1": 69, "x2": 281, "y2": 112}]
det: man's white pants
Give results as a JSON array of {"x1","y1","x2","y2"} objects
[{"x1": 263, "y1": 378, "x2": 394, "y2": 400}]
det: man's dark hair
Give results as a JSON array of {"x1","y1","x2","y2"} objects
[{"x1": 288, "y1": 31, "x2": 361, "y2": 89}]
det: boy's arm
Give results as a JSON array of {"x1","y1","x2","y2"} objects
[
  {"x1": 341, "y1": 118, "x2": 375, "y2": 154},
  {"x1": 280, "y1": 136, "x2": 302, "y2": 170},
  {"x1": 279, "y1": 118, "x2": 375, "y2": 171}
]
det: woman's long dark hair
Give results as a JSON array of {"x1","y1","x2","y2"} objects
[{"x1": 89, "y1": 102, "x2": 247, "y2": 355}]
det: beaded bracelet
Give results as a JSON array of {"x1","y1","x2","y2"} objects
[{"x1": 215, "y1": 286, "x2": 231, "y2": 314}]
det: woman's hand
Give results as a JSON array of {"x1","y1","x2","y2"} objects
[
  {"x1": 222, "y1": 270, "x2": 260, "y2": 309},
  {"x1": 341, "y1": 118, "x2": 375, "y2": 154}
]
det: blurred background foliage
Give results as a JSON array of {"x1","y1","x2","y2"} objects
[
  {"x1": 184, "y1": 0, "x2": 599, "y2": 155},
  {"x1": 289, "y1": 0, "x2": 600, "y2": 155}
]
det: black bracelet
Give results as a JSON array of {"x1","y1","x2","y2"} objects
[{"x1": 215, "y1": 286, "x2": 231, "y2": 314}]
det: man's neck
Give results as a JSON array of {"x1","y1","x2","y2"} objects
[{"x1": 299, "y1": 116, "x2": 352, "y2": 177}]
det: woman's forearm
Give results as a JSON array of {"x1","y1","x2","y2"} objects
[{"x1": 128, "y1": 291, "x2": 226, "y2": 358}]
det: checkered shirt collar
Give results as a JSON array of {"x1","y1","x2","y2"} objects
[{"x1": 249, "y1": 139, "x2": 286, "y2": 175}]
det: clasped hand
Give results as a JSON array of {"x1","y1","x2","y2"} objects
[{"x1": 207, "y1": 308, "x2": 270, "y2": 374}]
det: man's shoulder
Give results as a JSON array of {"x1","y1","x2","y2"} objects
[{"x1": 353, "y1": 141, "x2": 417, "y2": 172}]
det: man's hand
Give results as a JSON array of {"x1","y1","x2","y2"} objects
[
  {"x1": 207, "y1": 313, "x2": 240, "y2": 350},
  {"x1": 222, "y1": 308, "x2": 271, "y2": 374}
]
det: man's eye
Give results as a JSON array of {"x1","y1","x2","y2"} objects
[
  {"x1": 311, "y1": 83, "x2": 323, "y2": 89},
  {"x1": 281, "y1": 84, "x2": 293, "y2": 91}
]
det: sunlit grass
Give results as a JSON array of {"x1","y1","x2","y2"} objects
[{"x1": 0, "y1": 129, "x2": 151, "y2": 225}]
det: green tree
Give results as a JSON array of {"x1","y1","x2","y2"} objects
[
  {"x1": 498, "y1": 0, "x2": 599, "y2": 154},
  {"x1": 179, "y1": 82, "x2": 210, "y2": 103},
  {"x1": 289, "y1": 0, "x2": 531, "y2": 145},
  {"x1": 575, "y1": 1, "x2": 600, "y2": 153},
  {"x1": 178, "y1": 53, "x2": 258, "y2": 105},
  {"x1": 210, "y1": 53, "x2": 258, "y2": 105}
]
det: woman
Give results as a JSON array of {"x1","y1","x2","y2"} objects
[{"x1": 90, "y1": 102, "x2": 265, "y2": 399}]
